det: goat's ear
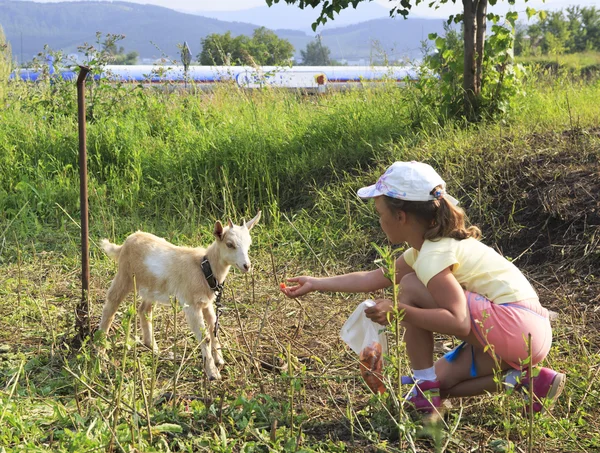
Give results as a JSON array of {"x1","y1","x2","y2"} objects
[
  {"x1": 245, "y1": 210, "x2": 261, "y2": 231},
  {"x1": 227, "y1": 218, "x2": 234, "y2": 229},
  {"x1": 214, "y1": 221, "x2": 224, "y2": 240}
]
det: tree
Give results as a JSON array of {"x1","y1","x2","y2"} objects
[
  {"x1": 515, "y1": 7, "x2": 600, "y2": 56},
  {"x1": 300, "y1": 38, "x2": 331, "y2": 65},
  {"x1": 266, "y1": 0, "x2": 523, "y2": 119},
  {"x1": 542, "y1": 11, "x2": 571, "y2": 55},
  {"x1": 0, "y1": 25, "x2": 11, "y2": 100},
  {"x1": 199, "y1": 31, "x2": 241, "y2": 65},
  {"x1": 513, "y1": 22, "x2": 535, "y2": 57},
  {"x1": 102, "y1": 35, "x2": 138, "y2": 65},
  {"x1": 199, "y1": 28, "x2": 294, "y2": 66},
  {"x1": 580, "y1": 7, "x2": 600, "y2": 51},
  {"x1": 248, "y1": 27, "x2": 295, "y2": 65}
]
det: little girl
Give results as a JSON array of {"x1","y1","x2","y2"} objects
[{"x1": 280, "y1": 161, "x2": 565, "y2": 413}]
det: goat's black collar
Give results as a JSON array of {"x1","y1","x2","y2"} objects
[
  {"x1": 201, "y1": 256, "x2": 225, "y2": 338},
  {"x1": 200, "y1": 256, "x2": 223, "y2": 294}
]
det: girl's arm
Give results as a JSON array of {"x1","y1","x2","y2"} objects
[
  {"x1": 365, "y1": 267, "x2": 470, "y2": 337},
  {"x1": 281, "y1": 255, "x2": 414, "y2": 298},
  {"x1": 400, "y1": 268, "x2": 471, "y2": 337}
]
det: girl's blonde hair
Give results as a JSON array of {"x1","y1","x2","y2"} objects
[{"x1": 383, "y1": 186, "x2": 481, "y2": 241}]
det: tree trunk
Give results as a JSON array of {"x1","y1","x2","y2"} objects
[
  {"x1": 475, "y1": 0, "x2": 487, "y2": 97},
  {"x1": 462, "y1": 0, "x2": 478, "y2": 119}
]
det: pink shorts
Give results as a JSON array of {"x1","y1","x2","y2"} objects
[{"x1": 466, "y1": 291, "x2": 552, "y2": 369}]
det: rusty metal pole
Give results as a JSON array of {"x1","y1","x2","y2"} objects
[{"x1": 75, "y1": 65, "x2": 91, "y2": 343}]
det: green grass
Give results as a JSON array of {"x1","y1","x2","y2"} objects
[
  {"x1": 0, "y1": 72, "x2": 599, "y2": 451},
  {"x1": 517, "y1": 51, "x2": 600, "y2": 70}
]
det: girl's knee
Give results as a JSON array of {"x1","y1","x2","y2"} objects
[
  {"x1": 399, "y1": 272, "x2": 420, "y2": 289},
  {"x1": 399, "y1": 273, "x2": 435, "y2": 309},
  {"x1": 399, "y1": 273, "x2": 421, "y2": 305}
]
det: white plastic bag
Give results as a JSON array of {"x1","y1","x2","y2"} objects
[{"x1": 340, "y1": 299, "x2": 388, "y2": 393}]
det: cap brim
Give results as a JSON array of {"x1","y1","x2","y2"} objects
[{"x1": 357, "y1": 184, "x2": 382, "y2": 199}]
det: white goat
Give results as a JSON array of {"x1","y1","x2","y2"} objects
[{"x1": 98, "y1": 211, "x2": 261, "y2": 380}]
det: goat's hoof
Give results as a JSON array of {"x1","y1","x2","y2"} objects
[
  {"x1": 207, "y1": 369, "x2": 221, "y2": 381},
  {"x1": 140, "y1": 341, "x2": 159, "y2": 354}
]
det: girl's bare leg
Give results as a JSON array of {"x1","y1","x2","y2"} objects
[
  {"x1": 434, "y1": 330, "x2": 513, "y2": 398},
  {"x1": 398, "y1": 274, "x2": 436, "y2": 370},
  {"x1": 400, "y1": 273, "x2": 512, "y2": 396}
]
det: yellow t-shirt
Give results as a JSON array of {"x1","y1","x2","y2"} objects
[{"x1": 402, "y1": 237, "x2": 538, "y2": 304}]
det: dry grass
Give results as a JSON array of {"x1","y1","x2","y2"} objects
[{"x1": 1, "y1": 226, "x2": 598, "y2": 451}]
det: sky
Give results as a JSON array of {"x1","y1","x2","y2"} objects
[
  {"x1": 135, "y1": 0, "x2": 597, "y2": 15},
  {"x1": 31, "y1": 0, "x2": 599, "y2": 19}
]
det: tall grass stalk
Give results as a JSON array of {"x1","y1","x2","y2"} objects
[
  {"x1": 0, "y1": 359, "x2": 24, "y2": 425},
  {"x1": 527, "y1": 333, "x2": 534, "y2": 453},
  {"x1": 110, "y1": 279, "x2": 136, "y2": 451},
  {"x1": 476, "y1": 313, "x2": 515, "y2": 449},
  {"x1": 172, "y1": 297, "x2": 178, "y2": 409},
  {"x1": 130, "y1": 276, "x2": 138, "y2": 449},
  {"x1": 136, "y1": 357, "x2": 153, "y2": 443},
  {"x1": 287, "y1": 342, "x2": 294, "y2": 439},
  {"x1": 14, "y1": 232, "x2": 22, "y2": 326}
]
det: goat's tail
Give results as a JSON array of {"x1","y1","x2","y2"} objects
[{"x1": 100, "y1": 239, "x2": 122, "y2": 261}]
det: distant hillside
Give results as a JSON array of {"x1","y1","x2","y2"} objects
[
  {"x1": 319, "y1": 17, "x2": 445, "y2": 62},
  {"x1": 0, "y1": 0, "x2": 445, "y2": 64},
  {"x1": 0, "y1": 0, "x2": 257, "y2": 62}
]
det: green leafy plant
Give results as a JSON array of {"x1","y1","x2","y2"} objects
[{"x1": 423, "y1": 11, "x2": 526, "y2": 120}]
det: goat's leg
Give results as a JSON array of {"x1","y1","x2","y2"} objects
[
  {"x1": 182, "y1": 304, "x2": 221, "y2": 380},
  {"x1": 99, "y1": 271, "x2": 132, "y2": 332},
  {"x1": 203, "y1": 304, "x2": 224, "y2": 368},
  {"x1": 139, "y1": 299, "x2": 158, "y2": 352}
]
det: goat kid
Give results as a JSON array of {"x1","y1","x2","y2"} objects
[{"x1": 98, "y1": 211, "x2": 261, "y2": 380}]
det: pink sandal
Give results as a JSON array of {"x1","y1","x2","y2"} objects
[
  {"x1": 516, "y1": 367, "x2": 566, "y2": 413},
  {"x1": 402, "y1": 376, "x2": 441, "y2": 413}
]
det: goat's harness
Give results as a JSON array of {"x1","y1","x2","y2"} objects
[{"x1": 200, "y1": 256, "x2": 224, "y2": 337}]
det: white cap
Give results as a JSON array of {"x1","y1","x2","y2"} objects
[{"x1": 357, "y1": 161, "x2": 459, "y2": 205}]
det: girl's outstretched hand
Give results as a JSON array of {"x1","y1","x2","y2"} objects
[
  {"x1": 364, "y1": 299, "x2": 394, "y2": 325},
  {"x1": 279, "y1": 276, "x2": 316, "y2": 298}
]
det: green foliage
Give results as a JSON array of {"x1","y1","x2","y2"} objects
[
  {"x1": 420, "y1": 13, "x2": 525, "y2": 120},
  {"x1": 0, "y1": 25, "x2": 11, "y2": 101},
  {"x1": 416, "y1": 23, "x2": 464, "y2": 119},
  {"x1": 265, "y1": 0, "x2": 524, "y2": 120},
  {"x1": 481, "y1": 21, "x2": 527, "y2": 116},
  {"x1": 300, "y1": 37, "x2": 331, "y2": 65},
  {"x1": 102, "y1": 35, "x2": 139, "y2": 65},
  {"x1": 78, "y1": 32, "x2": 138, "y2": 71},
  {"x1": 0, "y1": 76, "x2": 415, "y2": 248},
  {"x1": 199, "y1": 27, "x2": 295, "y2": 66},
  {"x1": 515, "y1": 6, "x2": 600, "y2": 57},
  {"x1": 199, "y1": 31, "x2": 247, "y2": 65},
  {"x1": 13, "y1": 34, "x2": 143, "y2": 124},
  {"x1": 247, "y1": 27, "x2": 295, "y2": 65}
]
